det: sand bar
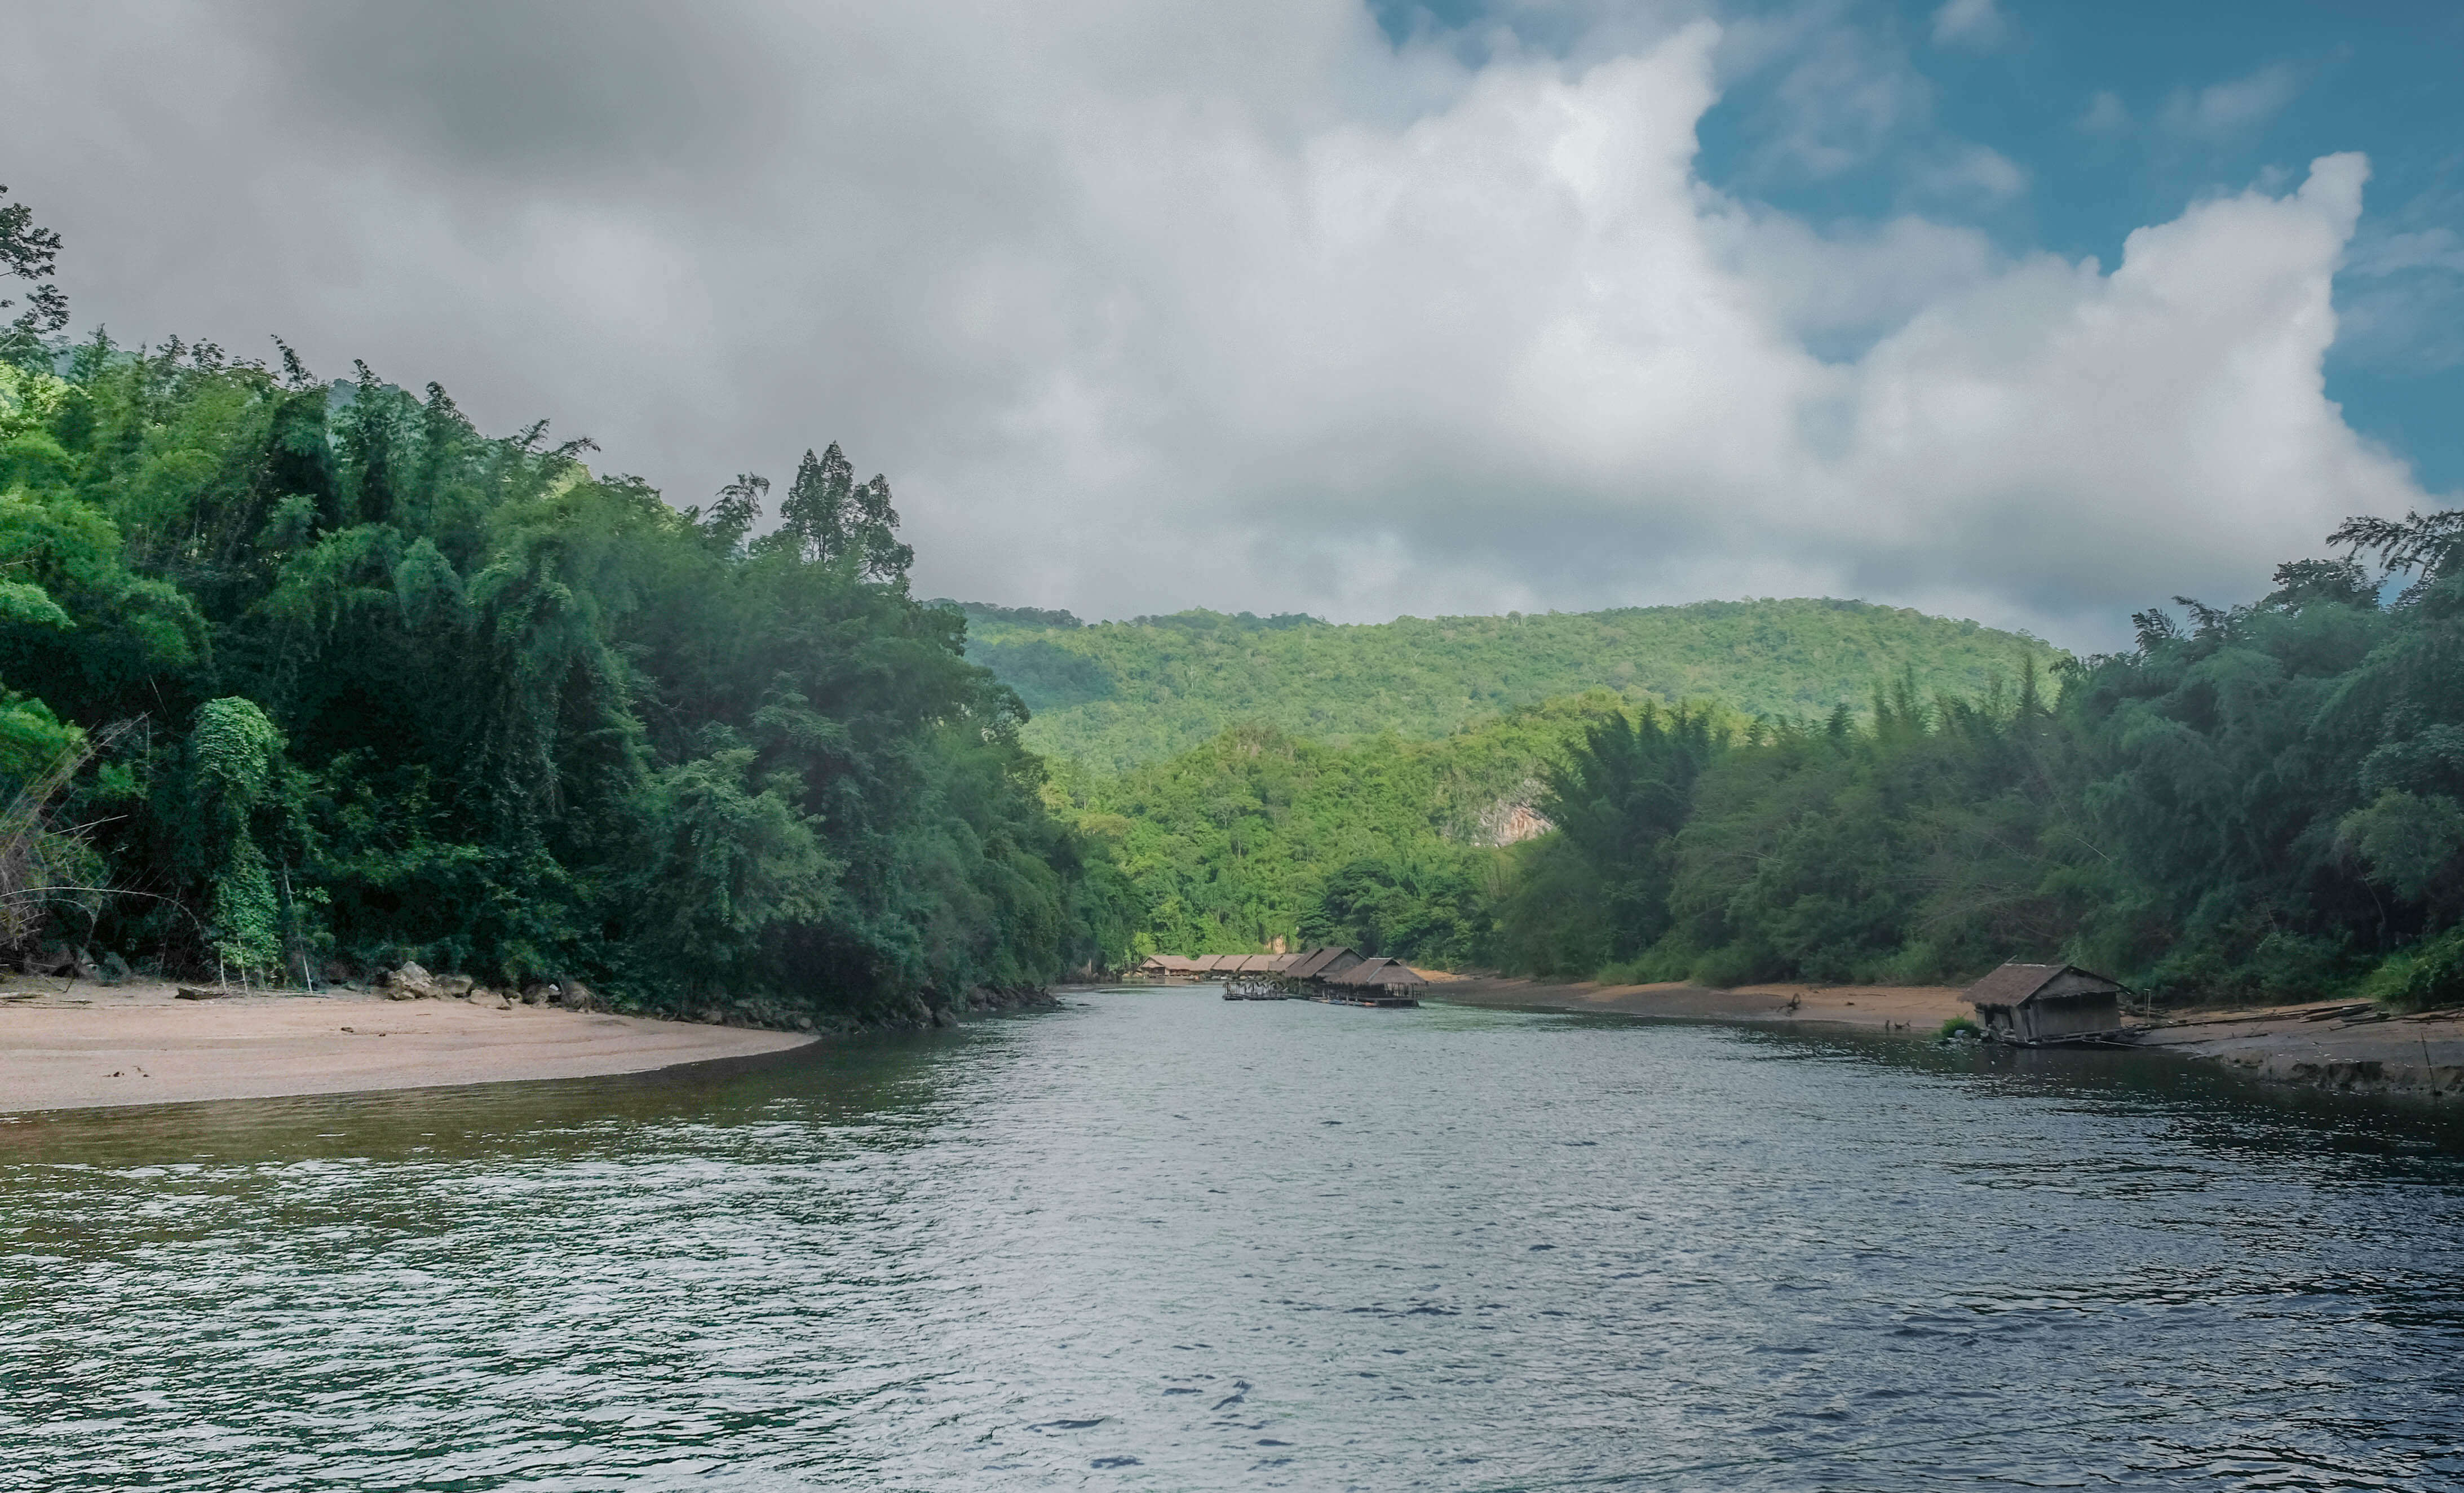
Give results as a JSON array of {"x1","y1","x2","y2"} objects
[
  {"x1": 0, "y1": 981, "x2": 813, "y2": 1114},
  {"x1": 1425, "y1": 972, "x2": 2464, "y2": 1100},
  {"x1": 1425, "y1": 973, "x2": 1966, "y2": 1030},
  {"x1": 2130, "y1": 1001, "x2": 2464, "y2": 1098}
]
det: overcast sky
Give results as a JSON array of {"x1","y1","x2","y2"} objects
[{"x1": 6, "y1": 0, "x2": 2460, "y2": 647}]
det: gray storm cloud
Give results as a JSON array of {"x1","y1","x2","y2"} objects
[{"x1": 0, "y1": 1, "x2": 2428, "y2": 646}]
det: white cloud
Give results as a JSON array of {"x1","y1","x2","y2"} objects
[
  {"x1": 2338, "y1": 223, "x2": 2464, "y2": 376},
  {"x1": 2162, "y1": 63, "x2": 2303, "y2": 142},
  {"x1": 1747, "y1": 25, "x2": 1928, "y2": 181},
  {"x1": 1910, "y1": 143, "x2": 2028, "y2": 202},
  {"x1": 2076, "y1": 89, "x2": 2130, "y2": 137},
  {"x1": 0, "y1": 3, "x2": 2427, "y2": 649},
  {"x1": 1930, "y1": 0, "x2": 2012, "y2": 52},
  {"x1": 2346, "y1": 226, "x2": 2464, "y2": 277}
]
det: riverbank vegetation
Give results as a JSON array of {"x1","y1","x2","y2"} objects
[
  {"x1": 1509, "y1": 521, "x2": 2464, "y2": 1008},
  {"x1": 1067, "y1": 516, "x2": 2464, "y2": 1010},
  {"x1": 8, "y1": 184, "x2": 2457, "y2": 1017},
  {"x1": 0, "y1": 191, "x2": 1133, "y2": 1021}
]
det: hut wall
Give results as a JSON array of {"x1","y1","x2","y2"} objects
[{"x1": 2018, "y1": 993, "x2": 2121, "y2": 1042}]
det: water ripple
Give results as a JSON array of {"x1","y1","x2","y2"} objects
[{"x1": 4, "y1": 994, "x2": 2461, "y2": 1489}]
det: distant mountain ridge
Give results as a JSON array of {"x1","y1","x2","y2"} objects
[{"x1": 944, "y1": 597, "x2": 2064, "y2": 773}]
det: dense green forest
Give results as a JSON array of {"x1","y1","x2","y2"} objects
[
  {"x1": 10, "y1": 184, "x2": 2457, "y2": 1017},
  {"x1": 1064, "y1": 693, "x2": 1660, "y2": 960},
  {"x1": 955, "y1": 597, "x2": 2062, "y2": 773},
  {"x1": 0, "y1": 190, "x2": 1132, "y2": 1022},
  {"x1": 1089, "y1": 519, "x2": 2464, "y2": 1009},
  {"x1": 1494, "y1": 526, "x2": 2464, "y2": 1007}
]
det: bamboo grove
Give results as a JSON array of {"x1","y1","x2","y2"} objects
[{"x1": 0, "y1": 201, "x2": 1134, "y2": 1017}]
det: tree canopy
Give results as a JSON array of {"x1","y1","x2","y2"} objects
[{"x1": 0, "y1": 187, "x2": 1132, "y2": 1019}]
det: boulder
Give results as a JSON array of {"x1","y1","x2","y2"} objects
[
  {"x1": 383, "y1": 962, "x2": 441, "y2": 1000},
  {"x1": 555, "y1": 978, "x2": 596, "y2": 1013},
  {"x1": 520, "y1": 983, "x2": 549, "y2": 1006},
  {"x1": 434, "y1": 974, "x2": 474, "y2": 998},
  {"x1": 26, "y1": 943, "x2": 86, "y2": 978}
]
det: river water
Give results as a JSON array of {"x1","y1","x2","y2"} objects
[{"x1": 5, "y1": 987, "x2": 2462, "y2": 1490}]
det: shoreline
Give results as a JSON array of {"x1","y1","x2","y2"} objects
[
  {"x1": 0, "y1": 980, "x2": 814, "y2": 1115},
  {"x1": 1424, "y1": 974, "x2": 1967, "y2": 1031},
  {"x1": 1420, "y1": 973, "x2": 2464, "y2": 1101}
]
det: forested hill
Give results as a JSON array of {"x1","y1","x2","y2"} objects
[{"x1": 951, "y1": 599, "x2": 2063, "y2": 772}]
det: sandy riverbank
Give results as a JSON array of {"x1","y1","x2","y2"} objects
[
  {"x1": 2131, "y1": 1001, "x2": 2464, "y2": 1099},
  {"x1": 1424, "y1": 973, "x2": 1967, "y2": 1030},
  {"x1": 0, "y1": 980, "x2": 813, "y2": 1114},
  {"x1": 1422, "y1": 972, "x2": 2464, "y2": 1100}
]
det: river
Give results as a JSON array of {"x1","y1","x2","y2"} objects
[{"x1": 5, "y1": 987, "x2": 2462, "y2": 1490}]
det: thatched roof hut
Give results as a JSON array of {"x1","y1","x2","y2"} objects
[
  {"x1": 1325, "y1": 957, "x2": 1428, "y2": 990},
  {"x1": 1285, "y1": 946, "x2": 1361, "y2": 981},
  {"x1": 1963, "y1": 963, "x2": 2125, "y2": 1043}
]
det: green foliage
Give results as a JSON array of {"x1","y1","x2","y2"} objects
[
  {"x1": 964, "y1": 598, "x2": 2065, "y2": 773},
  {"x1": 1467, "y1": 514, "x2": 2464, "y2": 1007},
  {"x1": 0, "y1": 185, "x2": 68, "y2": 369},
  {"x1": 0, "y1": 692, "x2": 77, "y2": 785},
  {"x1": 1065, "y1": 694, "x2": 1630, "y2": 963},
  {"x1": 1300, "y1": 854, "x2": 1491, "y2": 964},
  {"x1": 1535, "y1": 704, "x2": 1720, "y2": 963},
  {"x1": 0, "y1": 321, "x2": 1127, "y2": 1013},
  {"x1": 2359, "y1": 926, "x2": 2464, "y2": 1012},
  {"x1": 184, "y1": 697, "x2": 290, "y2": 974},
  {"x1": 2337, "y1": 791, "x2": 2464, "y2": 909}
]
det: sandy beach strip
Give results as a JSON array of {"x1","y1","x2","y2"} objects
[
  {"x1": 0, "y1": 981, "x2": 813, "y2": 1114},
  {"x1": 1423, "y1": 973, "x2": 1967, "y2": 1030},
  {"x1": 1422, "y1": 972, "x2": 2464, "y2": 1099},
  {"x1": 2130, "y1": 1002, "x2": 2464, "y2": 1098}
]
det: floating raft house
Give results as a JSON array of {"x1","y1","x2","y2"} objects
[{"x1": 1319, "y1": 956, "x2": 1426, "y2": 1006}]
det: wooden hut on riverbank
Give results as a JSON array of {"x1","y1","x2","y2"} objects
[{"x1": 1963, "y1": 963, "x2": 2126, "y2": 1044}]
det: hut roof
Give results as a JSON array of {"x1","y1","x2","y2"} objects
[
  {"x1": 1233, "y1": 954, "x2": 1276, "y2": 973},
  {"x1": 1327, "y1": 957, "x2": 1428, "y2": 987},
  {"x1": 1286, "y1": 946, "x2": 1359, "y2": 980},
  {"x1": 1963, "y1": 962, "x2": 2121, "y2": 1009},
  {"x1": 1151, "y1": 955, "x2": 1200, "y2": 972}
]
